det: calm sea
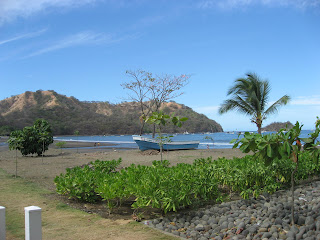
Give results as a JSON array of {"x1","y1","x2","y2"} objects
[{"x1": 54, "y1": 130, "x2": 319, "y2": 150}]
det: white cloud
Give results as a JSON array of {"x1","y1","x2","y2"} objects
[
  {"x1": 0, "y1": 28, "x2": 47, "y2": 45},
  {"x1": 197, "y1": 0, "x2": 320, "y2": 10},
  {"x1": 291, "y1": 95, "x2": 320, "y2": 106},
  {"x1": 0, "y1": 0, "x2": 99, "y2": 25},
  {"x1": 22, "y1": 31, "x2": 135, "y2": 58}
]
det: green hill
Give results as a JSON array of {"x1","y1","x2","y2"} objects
[{"x1": 262, "y1": 121, "x2": 294, "y2": 132}]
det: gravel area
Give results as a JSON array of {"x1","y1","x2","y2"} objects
[{"x1": 146, "y1": 180, "x2": 320, "y2": 240}]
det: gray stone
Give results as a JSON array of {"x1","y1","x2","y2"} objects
[
  {"x1": 279, "y1": 232, "x2": 287, "y2": 239},
  {"x1": 195, "y1": 224, "x2": 205, "y2": 231},
  {"x1": 202, "y1": 215, "x2": 209, "y2": 221},
  {"x1": 298, "y1": 216, "x2": 306, "y2": 225},
  {"x1": 262, "y1": 232, "x2": 272, "y2": 238},
  {"x1": 155, "y1": 223, "x2": 164, "y2": 230},
  {"x1": 237, "y1": 222, "x2": 245, "y2": 230},
  {"x1": 258, "y1": 228, "x2": 268, "y2": 233},
  {"x1": 306, "y1": 216, "x2": 315, "y2": 225},
  {"x1": 261, "y1": 220, "x2": 271, "y2": 228},
  {"x1": 316, "y1": 221, "x2": 320, "y2": 231},
  {"x1": 172, "y1": 231, "x2": 180, "y2": 236},
  {"x1": 153, "y1": 219, "x2": 160, "y2": 224},
  {"x1": 275, "y1": 218, "x2": 283, "y2": 225},
  {"x1": 220, "y1": 221, "x2": 228, "y2": 230},
  {"x1": 269, "y1": 226, "x2": 277, "y2": 233},
  {"x1": 264, "y1": 202, "x2": 271, "y2": 208},
  {"x1": 228, "y1": 222, "x2": 235, "y2": 229},
  {"x1": 286, "y1": 230, "x2": 296, "y2": 238},
  {"x1": 272, "y1": 232, "x2": 279, "y2": 239},
  {"x1": 290, "y1": 225, "x2": 299, "y2": 234},
  {"x1": 248, "y1": 225, "x2": 258, "y2": 234},
  {"x1": 198, "y1": 237, "x2": 207, "y2": 240}
]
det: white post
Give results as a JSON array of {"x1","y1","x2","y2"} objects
[
  {"x1": 25, "y1": 206, "x2": 42, "y2": 240},
  {"x1": 0, "y1": 206, "x2": 5, "y2": 240}
]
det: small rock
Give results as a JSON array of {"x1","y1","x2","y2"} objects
[
  {"x1": 306, "y1": 216, "x2": 315, "y2": 226},
  {"x1": 275, "y1": 218, "x2": 283, "y2": 225},
  {"x1": 195, "y1": 224, "x2": 205, "y2": 231},
  {"x1": 297, "y1": 216, "x2": 306, "y2": 225}
]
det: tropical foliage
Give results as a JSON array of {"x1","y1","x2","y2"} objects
[
  {"x1": 55, "y1": 125, "x2": 320, "y2": 214},
  {"x1": 8, "y1": 119, "x2": 53, "y2": 156},
  {"x1": 219, "y1": 73, "x2": 290, "y2": 134},
  {"x1": 55, "y1": 159, "x2": 220, "y2": 213},
  {"x1": 232, "y1": 120, "x2": 320, "y2": 223},
  {"x1": 144, "y1": 111, "x2": 188, "y2": 161}
]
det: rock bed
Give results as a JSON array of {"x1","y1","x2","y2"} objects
[{"x1": 145, "y1": 180, "x2": 320, "y2": 239}]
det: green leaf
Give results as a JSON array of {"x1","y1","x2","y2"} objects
[
  {"x1": 267, "y1": 145, "x2": 272, "y2": 157},
  {"x1": 230, "y1": 139, "x2": 237, "y2": 143}
]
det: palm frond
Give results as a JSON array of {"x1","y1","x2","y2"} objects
[
  {"x1": 264, "y1": 95, "x2": 291, "y2": 117},
  {"x1": 219, "y1": 97, "x2": 255, "y2": 116}
]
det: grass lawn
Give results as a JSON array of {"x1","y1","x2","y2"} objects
[{"x1": 0, "y1": 168, "x2": 178, "y2": 240}]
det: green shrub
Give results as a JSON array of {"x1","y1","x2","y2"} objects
[{"x1": 54, "y1": 159, "x2": 121, "y2": 203}]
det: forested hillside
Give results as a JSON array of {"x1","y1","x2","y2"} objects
[
  {"x1": 0, "y1": 90, "x2": 223, "y2": 135},
  {"x1": 262, "y1": 121, "x2": 293, "y2": 132}
]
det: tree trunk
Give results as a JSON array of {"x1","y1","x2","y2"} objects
[
  {"x1": 42, "y1": 140, "x2": 44, "y2": 164},
  {"x1": 15, "y1": 149, "x2": 17, "y2": 178},
  {"x1": 256, "y1": 114, "x2": 262, "y2": 134},
  {"x1": 139, "y1": 122, "x2": 145, "y2": 135},
  {"x1": 257, "y1": 125, "x2": 262, "y2": 134},
  {"x1": 291, "y1": 157, "x2": 299, "y2": 225},
  {"x1": 152, "y1": 124, "x2": 156, "y2": 138}
]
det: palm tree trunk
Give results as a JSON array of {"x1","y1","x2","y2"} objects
[{"x1": 257, "y1": 124, "x2": 262, "y2": 134}]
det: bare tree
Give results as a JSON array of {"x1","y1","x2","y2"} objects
[
  {"x1": 121, "y1": 70, "x2": 153, "y2": 135},
  {"x1": 148, "y1": 73, "x2": 190, "y2": 137},
  {"x1": 121, "y1": 69, "x2": 190, "y2": 136}
]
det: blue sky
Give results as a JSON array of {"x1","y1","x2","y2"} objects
[{"x1": 0, "y1": 0, "x2": 319, "y2": 131}]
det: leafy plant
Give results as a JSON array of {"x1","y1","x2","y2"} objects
[
  {"x1": 56, "y1": 141, "x2": 67, "y2": 154},
  {"x1": 231, "y1": 120, "x2": 320, "y2": 224},
  {"x1": 144, "y1": 111, "x2": 187, "y2": 161},
  {"x1": 8, "y1": 119, "x2": 53, "y2": 156},
  {"x1": 7, "y1": 130, "x2": 24, "y2": 177},
  {"x1": 54, "y1": 159, "x2": 122, "y2": 203}
]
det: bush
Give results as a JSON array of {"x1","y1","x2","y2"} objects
[
  {"x1": 8, "y1": 119, "x2": 53, "y2": 156},
  {"x1": 55, "y1": 153, "x2": 320, "y2": 213},
  {"x1": 54, "y1": 159, "x2": 122, "y2": 203}
]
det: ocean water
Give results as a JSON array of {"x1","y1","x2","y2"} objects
[{"x1": 54, "y1": 130, "x2": 319, "y2": 150}]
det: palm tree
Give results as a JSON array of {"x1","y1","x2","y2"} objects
[{"x1": 219, "y1": 73, "x2": 290, "y2": 134}]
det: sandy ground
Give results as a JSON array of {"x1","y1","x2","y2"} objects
[{"x1": 0, "y1": 139, "x2": 248, "y2": 191}]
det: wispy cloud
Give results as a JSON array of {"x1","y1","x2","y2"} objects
[
  {"x1": 0, "y1": 0, "x2": 99, "y2": 25},
  {"x1": 291, "y1": 95, "x2": 320, "y2": 106},
  {"x1": 0, "y1": 28, "x2": 47, "y2": 45},
  {"x1": 22, "y1": 31, "x2": 135, "y2": 58},
  {"x1": 197, "y1": 0, "x2": 320, "y2": 10}
]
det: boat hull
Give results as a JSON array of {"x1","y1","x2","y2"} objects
[{"x1": 133, "y1": 135, "x2": 199, "y2": 151}]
